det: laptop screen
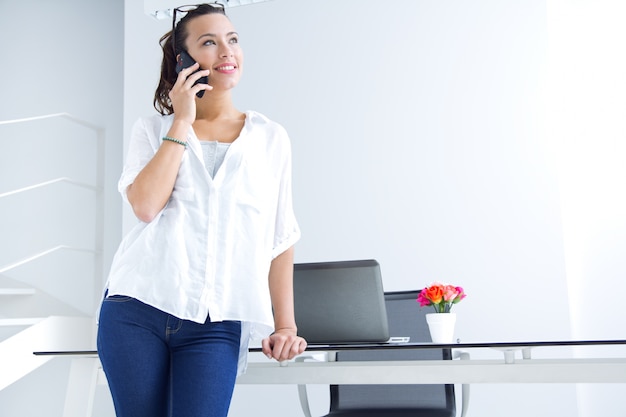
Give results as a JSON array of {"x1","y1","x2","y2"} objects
[{"x1": 293, "y1": 259, "x2": 390, "y2": 345}]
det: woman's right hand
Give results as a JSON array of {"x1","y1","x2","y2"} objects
[
  {"x1": 168, "y1": 62, "x2": 212, "y2": 124},
  {"x1": 127, "y1": 63, "x2": 211, "y2": 223}
]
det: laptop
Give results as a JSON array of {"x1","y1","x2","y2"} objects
[{"x1": 293, "y1": 259, "x2": 393, "y2": 345}]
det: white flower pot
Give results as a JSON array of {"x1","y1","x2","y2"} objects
[{"x1": 425, "y1": 313, "x2": 456, "y2": 343}]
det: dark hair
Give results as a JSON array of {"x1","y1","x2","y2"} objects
[{"x1": 153, "y1": 4, "x2": 227, "y2": 115}]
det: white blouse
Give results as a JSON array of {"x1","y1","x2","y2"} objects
[{"x1": 105, "y1": 110, "x2": 300, "y2": 372}]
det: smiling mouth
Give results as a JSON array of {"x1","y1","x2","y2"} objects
[{"x1": 216, "y1": 65, "x2": 236, "y2": 71}]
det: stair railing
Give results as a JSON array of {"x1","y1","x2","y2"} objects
[{"x1": 0, "y1": 112, "x2": 105, "y2": 338}]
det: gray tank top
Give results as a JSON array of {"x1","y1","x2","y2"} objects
[{"x1": 200, "y1": 141, "x2": 231, "y2": 178}]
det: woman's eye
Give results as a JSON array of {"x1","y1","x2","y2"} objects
[
  {"x1": 203, "y1": 40, "x2": 216, "y2": 46},
  {"x1": 229, "y1": 37, "x2": 239, "y2": 44}
]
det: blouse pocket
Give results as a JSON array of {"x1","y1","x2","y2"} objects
[
  {"x1": 235, "y1": 156, "x2": 278, "y2": 215},
  {"x1": 171, "y1": 185, "x2": 195, "y2": 201}
]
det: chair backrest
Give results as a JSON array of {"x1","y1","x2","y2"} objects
[{"x1": 327, "y1": 290, "x2": 456, "y2": 417}]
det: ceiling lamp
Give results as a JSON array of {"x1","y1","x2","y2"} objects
[{"x1": 145, "y1": 0, "x2": 273, "y2": 19}]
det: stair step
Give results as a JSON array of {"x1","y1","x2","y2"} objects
[
  {"x1": 0, "y1": 288, "x2": 36, "y2": 296},
  {"x1": 0, "y1": 318, "x2": 45, "y2": 327}
]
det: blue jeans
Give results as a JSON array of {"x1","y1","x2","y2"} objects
[{"x1": 97, "y1": 295, "x2": 241, "y2": 417}]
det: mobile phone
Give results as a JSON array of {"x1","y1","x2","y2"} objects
[{"x1": 175, "y1": 50, "x2": 208, "y2": 98}]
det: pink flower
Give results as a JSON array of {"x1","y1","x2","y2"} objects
[
  {"x1": 442, "y1": 285, "x2": 459, "y2": 302},
  {"x1": 417, "y1": 291, "x2": 432, "y2": 307},
  {"x1": 453, "y1": 286, "x2": 466, "y2": 304}
]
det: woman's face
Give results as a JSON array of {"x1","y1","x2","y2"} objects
[{"x1": 184, "y1": 13, "x2": 243, "y2": 91}]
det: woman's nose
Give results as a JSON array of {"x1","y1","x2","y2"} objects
[{"x1": 220, "y1": 45, "x2": 233, "y2": 58}]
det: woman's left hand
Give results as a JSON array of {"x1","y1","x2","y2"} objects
[{"x1": 261, "y1": 329, "x2": 307, "y2": 361}]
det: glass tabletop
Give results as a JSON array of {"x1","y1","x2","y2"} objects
[{"x1": 33, "y1": 339, "x2": 626, "y2": 356}]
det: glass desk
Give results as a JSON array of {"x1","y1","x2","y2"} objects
[
  {"x1": 239, "y1": 339, "x2": 626, "y2": 384},
  {"x1": 34, "y1": 338, "x2": 626, "y2": 384},
  {"x1": 34, "y1": 339, "x2": 626, "y2": 417}
]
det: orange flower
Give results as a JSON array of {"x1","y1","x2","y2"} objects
[{"x1": 424, "y1": 285, "x2": 443, "y2": 304}]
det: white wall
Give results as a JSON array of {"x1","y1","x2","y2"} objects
[
  {"x1": 230, "y1": 0, "x2": 624, "y2": 415},
  {"x1": 0, "y1": 0, "x2": 124, "y2": 273},
  {"x1": 221, "y1": 1, "x2": 578, "y2": 415},
  {"x1": 546, "y1": 0, "x2": 626, "y2": 414},
  {"x1": 0, "y1": 0, "x2": 124, "y2": 311},
  {"x1": 123, "y1": 0, "x2": 625, "y2": 416},
  {"x1": 0, "y1": 0, "x2": 123, "y2": 415}
]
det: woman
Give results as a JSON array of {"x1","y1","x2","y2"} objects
[{"x1": 97, "y1": 3, "x2": 307, "y2": 416}]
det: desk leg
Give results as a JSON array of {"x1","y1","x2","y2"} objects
[
  {"x1": 504, "y1": 350, "x2": 516, "y2": 364},
  {"x1": 62, "y1": 357, "x2": 100, "y2": 417},
  {"x1": 296, "y1": 353, "x2": 332, "y2": 417}
]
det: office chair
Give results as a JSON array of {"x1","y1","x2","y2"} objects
[{"x1": 297, "y1": 290, "x2": 469, "y2": 417}]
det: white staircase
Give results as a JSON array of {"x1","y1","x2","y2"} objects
[
  {"x1": 0, "y1": 113, "x2": 105, "y2": 392},
  {"x1": 0, "y1": 286, "x2": 42, "y2": 343},
  {"x1": 0, "y1": 316, "x2": 96, "y2": 391}
]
